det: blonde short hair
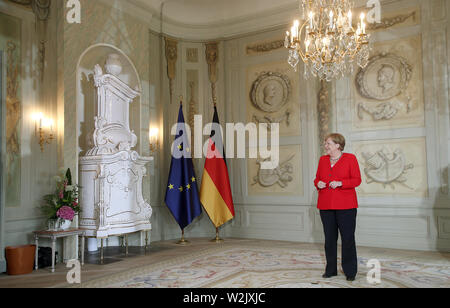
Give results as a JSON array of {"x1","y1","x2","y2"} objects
[{"x1": 325, "y1": 133, "x2": 346, "y2": 151}]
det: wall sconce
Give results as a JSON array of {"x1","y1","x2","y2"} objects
[
  {"x1": 33, "y1": 112, "x2": 54, "y2": 152},
  {"x1": 149, "y1": 127, "x2": 159, "y2": 153}
]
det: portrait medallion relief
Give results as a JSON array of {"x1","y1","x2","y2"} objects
[
  {"x1": 356, "y1": 53, "x2": 412, "y2": 101},
  {"x1": 250, "y1": 72, "x2": 291, "y2": 113},
  {"x1": 246, "y1": 62, "x2": 301, "y2": 136},
  {"x1": 351, "y1": 35, "x2": 424, "y2": 130}
]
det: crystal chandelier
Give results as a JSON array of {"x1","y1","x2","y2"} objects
[{"x1": 285, "y1": 0, "x2": 370, "y2": 81}]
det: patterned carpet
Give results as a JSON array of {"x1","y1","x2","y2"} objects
[{"x1": 75, "y1": 242, "x2": 450, "y2": 288}]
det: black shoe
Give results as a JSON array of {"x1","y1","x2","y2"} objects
[
  {"x1": 322, "y1": 273, "x2": 337, "y2": 278},
  {"x1": 346, "y1": 276, "x2": 355, "y2": 281}
]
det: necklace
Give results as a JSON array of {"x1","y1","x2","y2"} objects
[{"x1": 330, "y1": 153, "x2": 343, "y2": 162}]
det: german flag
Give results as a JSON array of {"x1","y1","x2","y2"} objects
[{"x1": 200, "y1": 106, "x2": 235, "y2": 228}]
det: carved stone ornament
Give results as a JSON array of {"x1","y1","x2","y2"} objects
[
  {"x1": 250, "y1": 72, "x2": 291, "y2": 113},
  {"x1": 246, "y1": 39, "x2": 284, "y2": 55},
  {"x1": 318, "y1": 80, "x2": 330, "y2": 155},
  {"x1": 205, "y1": 42, "x2": 219, "y2": 84},
  {"x1": 6, "y1": 41, "x2": 21, "y2": 189},
  {"x1": 205, "y1": 42, "x2": 219, "y2": 103},
  {"x1": 356, "y1": 53, "x2": 412, "y2": 101},
  {"x1": 79, "y1": 54, "x2": 152, "y2": 238},
  {"x1": 186, "y1": 48, "x2": 198, "y2": 63},
  {"x1": 252, "y1": 154, "x2": 295, "y2": 188},
  {"x1": 252, "y1": 110, "x2": 291, "y2": 128},
  {"x1": 358, "y1": 101, "x2": 405, "y2": 121},
  {"x1": 165, "y1": 37, "x2": 178, "y2": 104},
  {"x1": 8, "y1": 0, "x2": 51, "y2": 20},
  {"x1": 361, "y1": 148, "x2": 414, "y2": 190},
  {"x1": 367, "y1": 11, "x2": 417, "y2": 31},
  {"x1": 9, "y1": 0, "x2": 50, "y2": 80}
]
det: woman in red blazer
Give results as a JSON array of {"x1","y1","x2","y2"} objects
[{"x1": 314, "y1": 133, "x2": 361, "y2": 281}]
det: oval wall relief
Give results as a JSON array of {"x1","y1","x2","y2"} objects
[
  {"x1": 356, "y1": 53, "x2": 412, "y2": 101},
  {"x1": 250, "y1": 72, "x2": 291, "y2": 113}
]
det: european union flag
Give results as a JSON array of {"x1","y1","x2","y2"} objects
[{"x1": 164, "y1": 103, "x2": 202, "y2": 230}]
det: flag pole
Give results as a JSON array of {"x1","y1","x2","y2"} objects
[
  {"x1": 210, "y1": 99, "x2": 224, "y2": 243},
  {"x1": 177, "y1": 229, "x2": 189, "y2": 245},
  {"x1": 211, "y1": 227, "x2": 224, "y2": 243}
]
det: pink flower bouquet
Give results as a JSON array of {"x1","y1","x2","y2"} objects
[
  {"x1": 57, "y1": 206, "x2": 76, "y2": 221},
  {"x1": 41, "y1": 168, "x2": 81, "y2": 222}
]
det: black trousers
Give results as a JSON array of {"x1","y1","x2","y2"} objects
[{"x1": 320, "y1": 209, "x2": 358, "y2": 278}]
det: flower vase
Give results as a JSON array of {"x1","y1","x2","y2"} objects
[
  {"x1": 58, "y1": 218, "x2": 72, "y2": 231},
  {"x1": 47, "y1": 219, "x2": 58, "y2": 231}
]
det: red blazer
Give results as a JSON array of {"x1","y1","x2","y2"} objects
[{"x1": 314, "y1": 153, "x2": 362, "y2": 210}]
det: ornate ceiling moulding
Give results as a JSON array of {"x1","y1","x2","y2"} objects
[
  {"x1": 165, "y1": 37, "x2": 178, "y2": 104},
  {"x1": 205, "y1": 42, "x2": 219, "y2": 105},
  {"x1": 246, "y1": 39, "x2": 285, "y2": 55}
]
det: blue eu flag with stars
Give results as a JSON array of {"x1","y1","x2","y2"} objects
[{"x1": 164, "y1": 103, "x2": 202, "y2": 230}]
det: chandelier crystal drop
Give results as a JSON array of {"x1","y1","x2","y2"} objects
[{"x1": 285, "y1": 0, "x2": 371, "y2": 81}]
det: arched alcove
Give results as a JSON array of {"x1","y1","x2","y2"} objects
[
  {"x1": 76, "y1": 44, "x2": 142, "y2": 159},
  {"x1": 76, "y1": 44, "x2": 144, "y2": 251}
]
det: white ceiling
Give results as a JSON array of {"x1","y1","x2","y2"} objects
[
  {"x1": 124, "y1": 0, "x2": 386, "y2": 40},
  {"x1": 130, "y1": 0, "x2": 298, "y2": 25}
]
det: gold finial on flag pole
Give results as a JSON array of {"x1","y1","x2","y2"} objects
[{"x1": 177, "y1": 229, "x2": 189, "y2": 245}]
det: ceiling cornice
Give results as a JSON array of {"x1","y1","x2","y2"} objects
[{"x1": 103, "y1": 0, "x2": 409, "y2": 41}]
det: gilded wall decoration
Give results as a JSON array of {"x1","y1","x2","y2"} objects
[
  {"x1": 205, "y1": 42, "x2": 219, "y2": 103},
  {"x1": 352, "y1": 35, "x2": 424, "y2": 131},
  {"x1": 5, "y1": 41, "x2": 21, "y2": 207},
  {"x1": 247, "y1": 62, "x2": 300, "y2": 136},
  {"x1": 165, "y1": 37, "x2": 178, "y2": 104},
  {"x1": 318, "y1": 80, "x2": 331, "y2": 155},
  {"x1": 1, "y1": 12, "x2": 22, "y2": 208},
  {"x1": 246, "y1": 39, "x2": 284, "y2": 55},
  {"x1": 186, "y1": 48, "x2": 198, "y2": 63},
  {"x1": 188, "y1": 81, "x2": 196, "y2": 141},
  {"x1": 186, "y1": 70, "x2": 199, "y2": 173},
  {"x1": 353, "y1": 138, "x2": 428, "y2": 197},
  {"x1": 247, "y1": 145, "x2": 303, "y2": 196}
]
